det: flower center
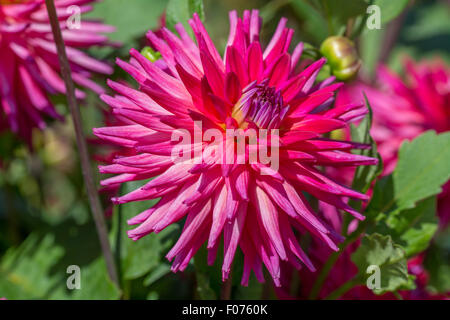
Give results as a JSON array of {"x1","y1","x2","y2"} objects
[{"x1": 232, "y1": 80, "x2": 289, "y2": 129}]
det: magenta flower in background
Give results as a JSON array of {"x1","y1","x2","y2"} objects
[
  {"x1": 94, "y1": 10, "x2": 377, "y2": 286},
  {"x1": 0, "y1": 0, "x2": 114, "y2": 143},
  {"x1": 339, "y1": 59, "x2": 450, "y2": 226}
]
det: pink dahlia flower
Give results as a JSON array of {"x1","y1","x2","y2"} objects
[
  {"x1": 0, "y1": 0, "x2": 114, "y2": 143},
  {"x1": 94, "y1": 10, "x2": 377, "y2": 286},
  {"x1": 339, "y1": 59, "x2": 450, "y2": 226},
  {"x1": 91, "y1": 106, "x2": 137, "y2": 217}
]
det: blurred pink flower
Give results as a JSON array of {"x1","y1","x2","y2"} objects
[
  {"x1": 0, "y1": 0, "x2": 115, "y2": 143},
  {"x1": 94, "y1": 10, "x2": 377, "y2": 286},
  {"x1": 339, "y1": 59, "x2": 450, "y2": 226}
]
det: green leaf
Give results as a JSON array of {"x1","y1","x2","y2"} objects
[
  {"x1": 393, "y1": 131, "x2": 450, "y2": 213},
  {"x1": 166, "y1": 0, "x2": 205, "y2": 33},
  {"x1": 289, "y1": 0, "x2": 328, "y2": 43},
  {"x1": 351, "y1": 234, "x2": 415, "y2": 294},
  {"x1": 367, "y1": 131, "x2": 450, "y2": 217},
  {"x1": 143, "y1": 264, "x2": 171, "y2": 287},
  {"x1": 369, "y1": 196, "x2": 438, "y2": 257},
  {"x1": 424, "y1": 230, "x2": 450, "y2": 294},
  {"x1": 362, "y1": 131, "x2": 449, "y2": 259},
  {"x1": 323, "y1": 0, "x2": 368, "y2": 31},
  {"x1": 189, "y1": 0, "x2": 205, "y2": 21},
  {"x1": 403, "y1": 2, "x2": 450, "y2": 41},
  {"x1": 193, "y1": 245, "x2": 220, "y2": 300},
  {"x1": 234, "y1": 275, "x2": 264, "y2": 300},
  {"x1": 372, "y1": 0, "x2": 410, "y2": 25},
  {"x1": 0, "y1": 234, "x2": 65, "y2": 299},
  {"x1": 360, "y1": 27, "x2": 385, "y2": 77},
  {"x1": 195, "y1": 271, "x2": 218, "y2": 300},
  {"x1": 72, "y1": 258, "x2": 121, "y2": 300},
  {"x1": 86, "y1": 0, "x2": 168, "y2": 55}
]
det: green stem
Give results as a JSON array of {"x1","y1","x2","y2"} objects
[
  {"x1": 346, "y1": 18, "x2": 355, "y2": 38},
  {"x1": 260, "y1": 0, "x2": 293, "y2": 22},
  {"x1": 45, "y1": 0, "x2": 119, "y2": 288},
  {"x1": 308, "y1": 221, "x2": 367, "y2": 300},
  {"x1": 320, "y1": 0, "x2": 335, "y2": 35},
  {"x1": 324, "y1": 277, "x2": 362, "y2": 300},
  {"x1": 393, "y1": 291, "x2": 403, "y2": 300}
]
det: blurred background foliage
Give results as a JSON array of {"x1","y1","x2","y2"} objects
[{"x1": 0, "y1": 0, "x2": 449, "y2": 300}]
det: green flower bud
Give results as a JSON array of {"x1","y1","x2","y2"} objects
[
  {"x1": 141, "y1": 46, "x2": 161, "y2": 62},
  {"x1": 320, "y1": 36, "x2": 361, "y2": 81}
]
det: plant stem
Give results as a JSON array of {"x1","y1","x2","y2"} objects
[
  {"x1": 260, "y1": 0, "x2": 292, "y2": 22},
  {"x1": 45, "y1": 0, "x2": 119, "y2": 288},
  {"x1": 324, "y1": 277, "x2": 362, "y2": 300},
  {"x1": 379, "y1": 11, "x2": 408, "y2": 63},
  {"x1": 220, "y1": 277, "x2": 232, "y2": 300},
  {"x1": 346, "y1": 18, "x2": 355, "y2": 38},
  {"x1": 320, "y1": 0, "x2": 335, "y2": 35},
  {"x1": 308, "y1": 221, "x2": 367, "y2": 299}
]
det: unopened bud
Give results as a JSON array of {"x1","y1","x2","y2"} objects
[
  {"x1": 320, "y1": 36, "x2": 361, "y2": 81},
  {"x1": 141, "y1": 46, "x2": 161, "y2": 62}
]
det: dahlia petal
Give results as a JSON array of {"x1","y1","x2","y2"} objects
[
  {"x1": 171, "y1": 221, "x2": 210, "y2": 272},
  {"x1": 129, "y1": 48, "x2": 191, "y2": 97},
  {"x1": 146, "y1": 30, "x2": 178, "y2": 76},
  {"x1": 174, "y1": 23, "x2": 200, "y2": 60},
  {"x1": 298, "y1": 57, "x2": 327, "y2": 94},
  {"x1": 143, "y1": 162, "x2": 195, "y2": 190},
  {"x1": 246, "y1": 42, "x2": 263, "y2": 82},
  {"x1": 207, "y1": 183, "x2": 229, "y2": 249},
  {"x1": 281, "y1": 131, "x2": 320, "y2": 145},
  {"x1": 153, "y1": 182, "x2": 200, "y2": 232},
  {"x1": 264, "y1": 53, "x2": 291, "y2": 88},
  {"x1": 247, "y1": 210, "x2": 282, "y2": 285},
  {"x1": 114, "y1": 184, "x2": 177, "y2": 204},
  {"x1": 279, "y1": 213, "x2": 316, "y2": 271},
  {"x1": 282, "y1": 180, "x2": 330, "y2": 234},
  {"x1": 189, "y1": 13, "x2": 223, "y2": 69},
  {"x1": 280, "y1": 74, "x2": 307, "y2": 102},
  {"x1": 263, "y1": 17, "x2": 287, "y2": 59},
  {"x1": 160, "y1": 28, "x2": 203, "y2": 79},
  {"x1": 252, "y1": 185, "x2": 287, "y2": 261},
  {"x1": 264, "y1": 29, "x2": 292, "y2": 66},
  {"x1": 183, "y1": 174, "x2": 223, "y2": 206},
  {"x1": 249, "y1": 10, "x2": 261, "y2": 43},
  {"x1": 167, "y1": 200, "x2": 212, "y2": 261},
  {"x1": 224, "y1": 72, "x2": 242, "y2": 105},
  {"x1": 106, "y1": 79, "x2": 172, "y2": 116},
  {"x1": 234, "y1": 167, "x2": 250, "y2": 201},
  {"x1": 222, "y1": 201, "x2": 248, "y2": 280},
  {"x1": 198, "y1": 37, "x2": 226, "y2": 98},
  {"x1": 230, "y1": 18, "x2": 247, "y2": 57},
  {"x1": 291, "y1": 42, "x2": 304, "y2": 72},
  {"x1": 313, "y1": 150, "x2": 379, "y2": 166},
  {"x1": 290, "y1": 118, "x2": 346, "y2": 134},
  {"x1": 239, "y1": 230, "x2": 265, "y2": 286},
  {"x1": 128, "y1": 195, "x2": 177, "y2": 240},
  {"x1": 225, "y1": 46, "x2": 248, "y2": 88}
]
